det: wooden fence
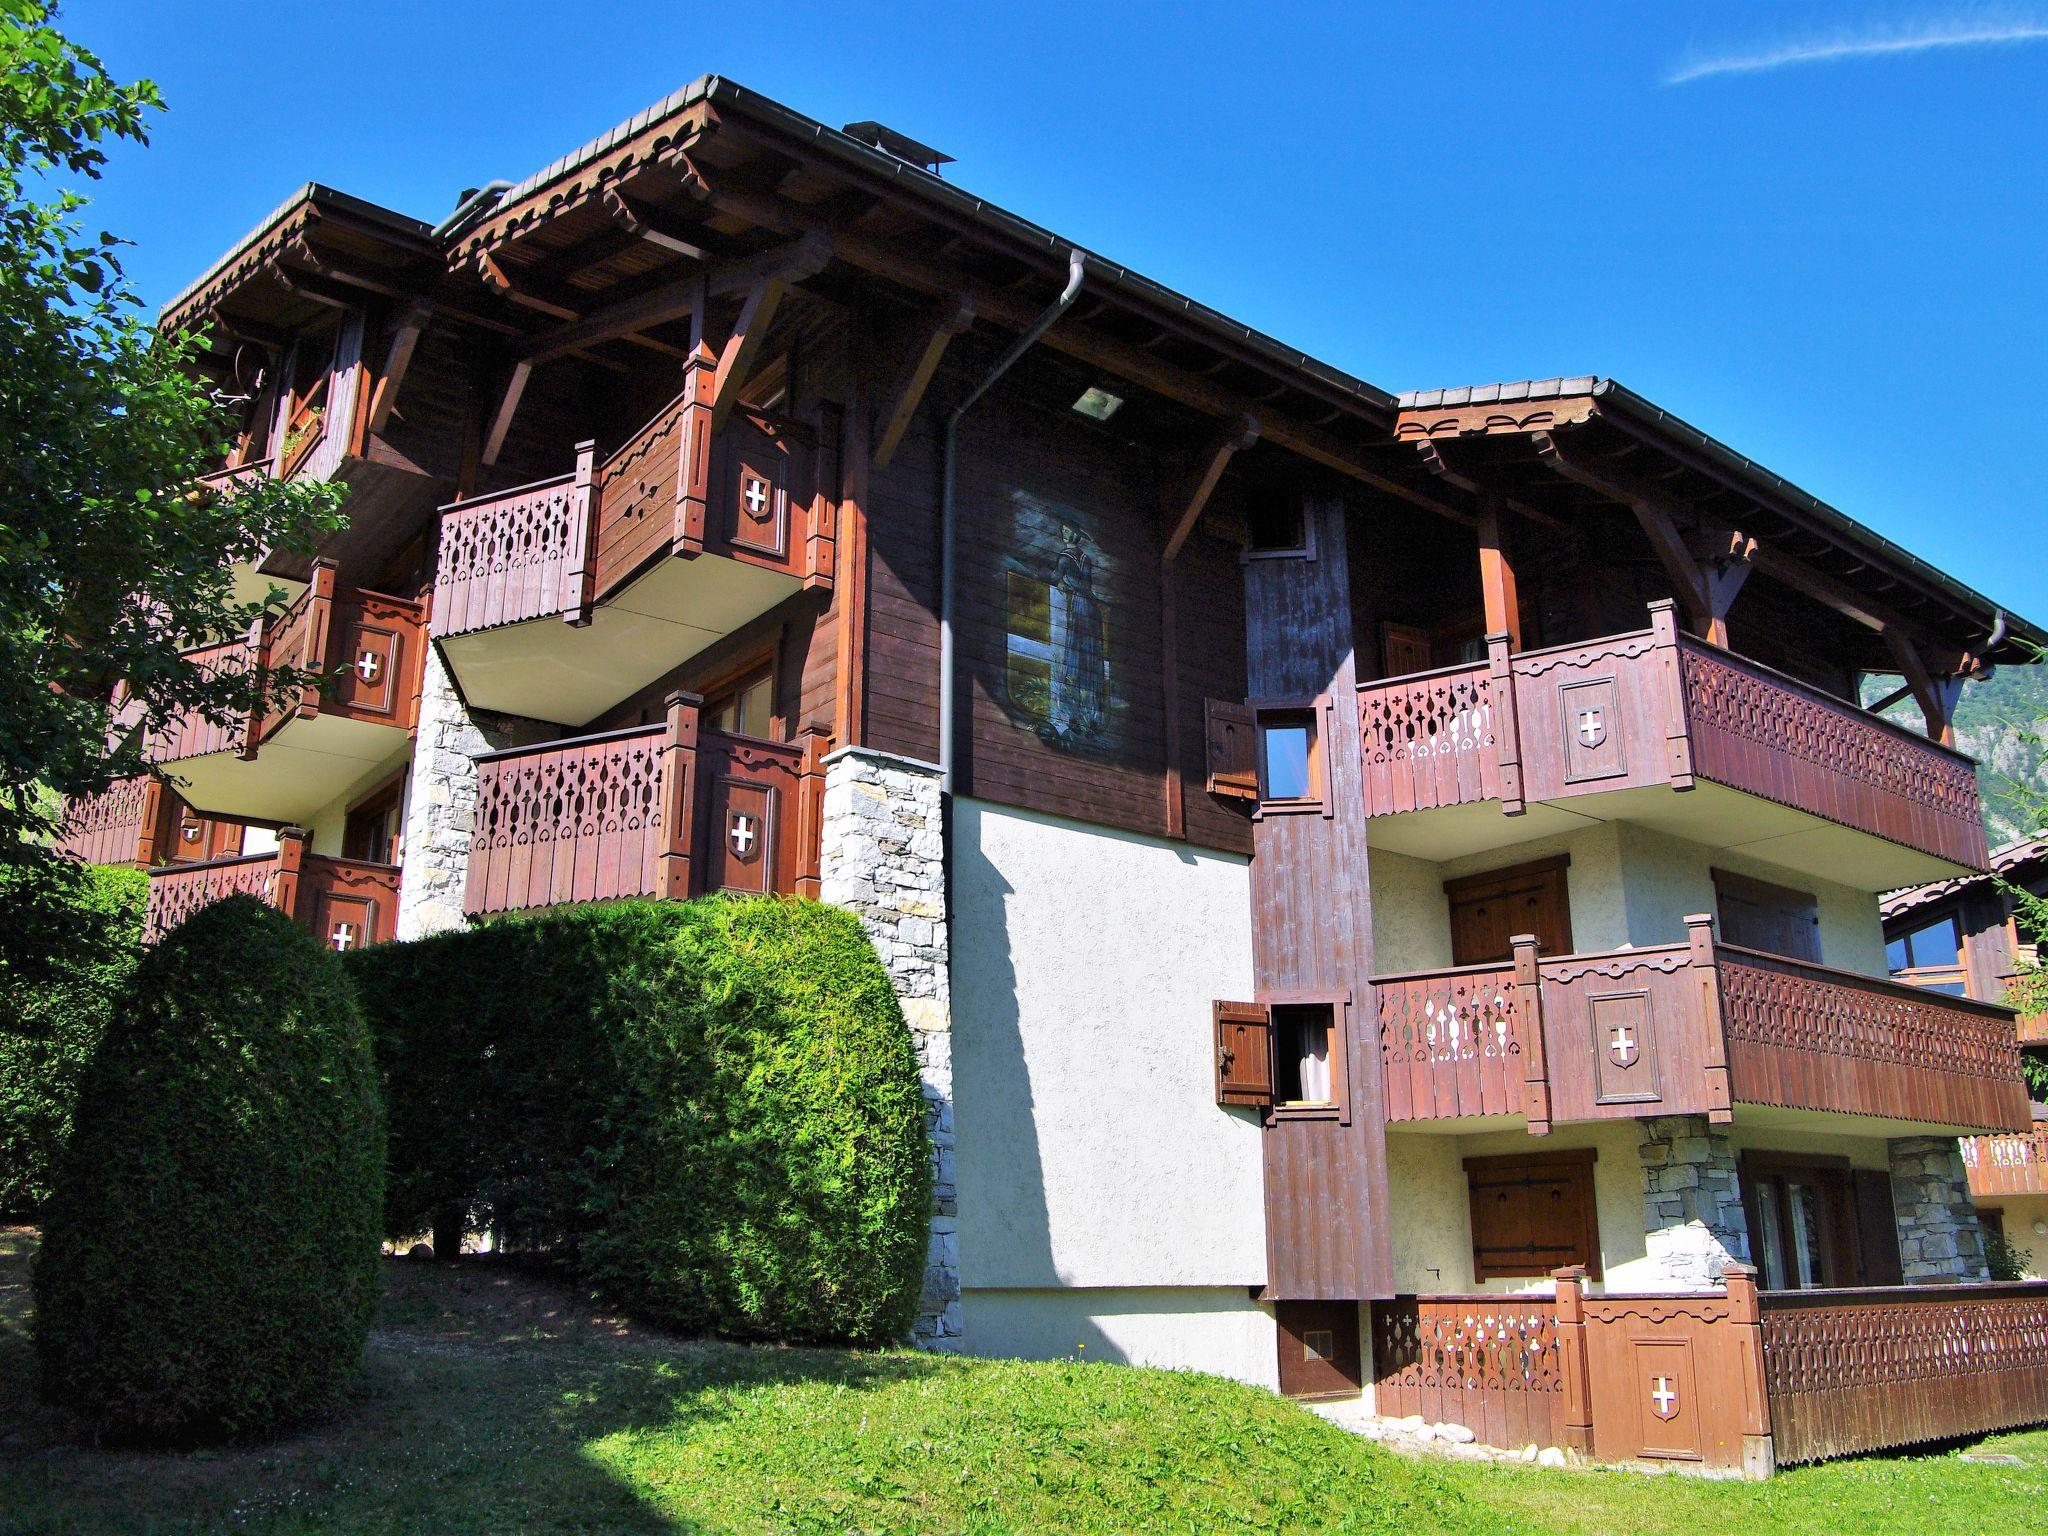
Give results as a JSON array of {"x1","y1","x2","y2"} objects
[
  {"x1": 144, "y1": 829, "x2": 401, "y2": 950},
  {"x1": 1370, "y1": 1295, "x2": 1561, "y2": 1449}
]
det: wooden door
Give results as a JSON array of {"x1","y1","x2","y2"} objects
[
  {"x1": 1445, "y1": 855, "x2": 1573, "y2": 966},
  {"x1": 1275, "y1": 1300, "x2": 1362, "y2": 1399},
  {"x1": 1714, "y1": 869, "x2": 1821, "y2": 962}
]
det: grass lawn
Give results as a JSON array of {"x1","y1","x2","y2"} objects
[{"x1": 4, "y1": 1226, "x2": 2045, "y2": 1534}]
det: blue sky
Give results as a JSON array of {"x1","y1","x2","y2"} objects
[{"x1": 66, "y1": 2, "x2": 2048, "y2": 621}]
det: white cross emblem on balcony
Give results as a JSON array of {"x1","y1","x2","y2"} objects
[
  {"x1": 1650, "y1": 1375, "x2": 1678, "y2": 1420},
  {"x1": 181, "y1": 822, "x2": 201, "y2": 842},
  {"x1": 1609, "y1": 1024, "x2": 1638, "y2": 1068},
  {"x1": 1576, "y1": 707, "x2": 1606, "y2": 749},
  {"x1": 357, "y1": 650, "x2": 382, "y2": 683},
  {"x1": 330, "y1": 922, "x2": 359, "y2": 952},
  {"x1": 743, "y1": 477, "x2": 769, "y2": 517},
  {"x1": 729, "y1": 812, "x2": 758, "y2": 860}
]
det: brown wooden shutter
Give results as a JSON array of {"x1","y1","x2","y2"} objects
[
  {"x1": 1851, "y1": 1168, "x2": 1904, "y2": 1286},
  {"x1": 1465, "y1": 1149, "x2": 1600, "y2": 1280},
  {"x1": 1713, "y1": 869, "x2": 1821, "y2": 962},
  {"x1": 1204, "y1": 699, "x2": 1258, "y2": 801},
  {"x1": 1380, "y1": 621, "x2": 1432, "y2": 677},
  {"x1": 1213, "y1": 999, "x2": 1273, "y2": 1107}
]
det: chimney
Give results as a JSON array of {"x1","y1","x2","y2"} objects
[{"x1": 841, "y1": 121, "x2": 954, "y2": 176}]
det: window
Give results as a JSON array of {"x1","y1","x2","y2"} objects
[
  {"x1": 1713, "y1": 869, "x2": 1820, "y2": 963},
  {"x1": 1463, "y1": 1148, "x2": 1600, "y2": 1281},
  {"x1": 1740, "y1": 1154, "x2": 1901, "y2": 1290},
  {"x1": 1245, "y1": 499, "x2": 1311, "y2": 558},
  {"x1": 1273, "y1": 1003, "x2": 1337, "y2": 1106},
  {"x1": 1887, "y1": 909, "x2": 1967, "y2": 994},
  {"x1": 344, "y1": 780, "x2": 404, "y2": 865},
  {"x1": 1444, "y1": 855, "x2": 1573, "y2": 966},
  {"x1": 706, "y1": 665, "x2": 776, "y2": 740},
  {"x1": 1253, "y1": 701, "x2": 1325, "y2": 812}
]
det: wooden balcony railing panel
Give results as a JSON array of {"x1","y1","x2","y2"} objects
[
  {"x1": 1374, "y1": 928, "x2": 2025, "y2": 1131},
  {"x1": 299, "y1": 855, "x2": 401, "y2": 952},
  {"x1": 432, "y1": 466, "x2": 591, "y2": 638},
  {"x1": 1354, "y1": 603, "x2": 1991, "y2": 871},
  {"x1": 1716, "y1": 944, "x2": 2029, "y2": 1129},
  {"x1": 54, "y1": 777, "x2": 151, "y2": 865},
  {"x1": 1962, "y1": 1128, "x2": 2048, "y2": 1198},
  {"x1": 465, "y1": 708, "x2": 822, "y2": 919},
  {"x1": 1376, "y1": 962, "x2": 1522, "y2": 1120},
  {"x1": 469, "y1": 725, "x2": 668, "y2": 915},
  {"x1": 144, "y1": 852, "x2": 279, "y2": 942},
  {"x1": 1759, "y1": 1284, "x2": 2048, "y2": 1465},
  {"x1": 1357, "y1": 662, "x2": 1498, "y2": 815},
  {"x1": 593, "y1": 392, "x2": 689, "y2": 595},
  {"x1": 147, "y1": 637, "x2": 258, "y2": 764},
  {"x1": 1679, "y1": 642, "x2": 1987, "y2": 871},
  {"x1": 1370, "y1": 1296, "x2": 1562, "y2": 1450}
]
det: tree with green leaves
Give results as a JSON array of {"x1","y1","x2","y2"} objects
[
  {"x1": 0, "y1": 1, "x2": 343, "y2": 863},
  {"x1": 1982, "y1": 658, "x2": 2048, "y2": 1101}
]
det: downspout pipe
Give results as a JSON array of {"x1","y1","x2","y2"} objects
[{"x1": 939, "y1": 248, "x2": 1086, "y2": 795}]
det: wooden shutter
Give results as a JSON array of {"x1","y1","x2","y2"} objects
[
  {"x1": 1213, "y1": 999, "x2": 1273, "y2": 1107},
  {"x1": 1380, "y1": 621, "x2": 1432, "y2": 677},
  {"x1": 1713, "y1": 869, "x2": 1821, "y2": 962},
  {"x1": 1444, "y1": 855, "x2": 1573, "y2": 966},
  {"x1": 1464, "y1": 1149, "x2": 1600, "y2": 1280},
  {"x1": 1204, "y1": 698, "x2": 1258, "y2": 801},
  {"x1": 1851, "y1": 1168, "x2": 1904, "y2": 1286}
]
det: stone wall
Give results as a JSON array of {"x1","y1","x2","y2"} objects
[
  {"x1": 1637, "y1": 1115, "x2": 1751, "y2": 1289},
  {"x1": 395, "y1": 648, "x2": 545, "y2": 940},
  {"x1": 816, "y1": 746, "x2": 957, "y2": 1348},
  {"x1": 1889, "y1": 1136, "x2": 1991, "y2": 1282}
]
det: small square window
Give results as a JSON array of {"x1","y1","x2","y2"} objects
[
  {"x1": 1255, "y1": 704, "x2": 1323, "y2": 812},
  {"x1": 1246, "y1": 500, "x2": 1310, "y2": 557},
  {"x1": 1302, "y1": 1329, "x2": 1335, "y2": 1362},
  {"x1": 1273, "y1": 1002, "x2": 1336, "y2": 1106}
]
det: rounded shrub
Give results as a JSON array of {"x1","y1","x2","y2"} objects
[
  {"x1": 0, "y1": 858, "x2": 146, "y2": 1215},
  {"x1": 32, "y1": 896, "x2": 386, "y2": 1443}
]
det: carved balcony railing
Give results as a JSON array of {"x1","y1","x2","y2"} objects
[
  {"x1": 1374, "y1": 1269, "x2": 2048, "y2": 1474},
  {"x1": 146, "y1": 560, "x2": 424, "y2": 768},
  {"x1": 432, "y1": 396, "x2": 833, "y2": 645},
  {"x1": 143, "y1": 829, "x2": 399, "y2": 951},
  {"x1": 1374, "y1": 917, "x2": 2029, "y2": 1133},
  {"x1": 1962, "y1": 1126, "x2": 2048, "y2": 1198},
  {"x1": 465, "y1": 697, "x2": 825, "y2": 917},
  {"x1": 1357, "y1": 601, "x2": 1989, "y2": 871},
  {"x1": 54, "y1": 777, "x2": 241, "y2": 868}
]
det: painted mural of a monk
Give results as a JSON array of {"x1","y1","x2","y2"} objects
[{"x1": 1048, "y1": 521, "x2": 1107, "y2": 742}]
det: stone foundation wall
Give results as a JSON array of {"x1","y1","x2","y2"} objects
[
  {"x1": 1889, "y1": 1136, "x2": 1990, "y2": 1282},
  {"x1": 395, "y1": 648, "x2": 545, "y2": 940},
  {"x1": 816, "y1": 747, "x2": 958, "y2": 1348},
  {"x1": 1638, "y1": 1115, "x2": 1751, "y2": 1289}
]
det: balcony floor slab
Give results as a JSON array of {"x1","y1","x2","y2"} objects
[{"x1": 168, "y1": 714, "x2": 408, "y2": 824}]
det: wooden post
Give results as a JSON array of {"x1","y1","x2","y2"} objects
[
  {"x1": 1552, "y1": 1265, "x2": 1595, "y2": 1457},
  {"x1": 1722, "y1": 1264, "x2": 1777, "y2": 1480},
  {"x1": 1512, "y1": 931, "x2": 1551, "y2": 1135},
  {"x1": 1648, "y1": 600, "x2": 1696, "y2": 789},
  {"x1": 134, "y1": 778, "x2": 168, "y2": 868},
  {"x1": 299, "y1": 558, "x2": 337, "y2": 720},
  {"x1": 1486, "y1": 632, "x2": 1525, "y2": 815},
  {"x1": 672, "y1": 280, "x2": 714, "y2": 559},
  {"x1": 833, "y1": 379, "x2": 871, "y2": 752},
  {"x1": 273, "y1": 826, "x2": 309, "y2": 926},
  {"x1": 804, "y1": 401, "x2": 841, "y2": 591},
  {"x1": 658, "y1": 691, "x2": 703, "y2": 899},
  {"x1": 794, "y1": 722, "x2": 831, "y2": 899},
  {"x1": 561, "y1": 440, "x2": 597, "y2": 625},
  {"x1": 1687, "y1": 911, "x2": 1734, "y2": 1124},
  {"x1": 237, "y1": 613, "x2": 267, "y2": 761},
  {"x1": 1477, "y1": 498, "x2": 1522, "y2": 650}
]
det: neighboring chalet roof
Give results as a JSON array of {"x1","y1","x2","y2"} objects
[
  {"x1": 1395, "y1": 377, "x2": 2045, "y2": 666},
  {"x1": 1883, "y1": 835, "x2": 2048, "y2": 923}
]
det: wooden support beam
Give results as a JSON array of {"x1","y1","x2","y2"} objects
[
  {"x1": 481, "y1": 358, "x2": 532, "y2": 467},
  {"x1": 1476, "y1": 497, "x2": 1523, "y2": 650},
  {"x1": 366, "y1": 302, "x2": 431, "y2": 435},
  {"x1": 1883, "y1": 626, "x2": 1968, "y2": 747},
  {"x1": 269, "y1": 263, "x2": 352, "y2": 311},
  {"x1": 475, "y1": 251, "x2": 580, "y2": 321},
  {"x1": 604, "y1": 187, "x2": 711, "y2": 261},
  {"x1": 282, "y1": 236, "x2": 411, "y2": 299},
  {"x1": 696, "y1": 181, "x2": 1471, "y2": 523},
  {"x1": 1411, "y1": 438, "x2": 1573, "y2": 534},
  {"x1": 1162, "y1": 413, "x2": 1259, "y2": 563},
  {"x1": 1696, "y1": 528, "x2": 1756, "y2": 649},
  {"x1": 872, "y1": 292, "x2": 976, "y2": 469},
  {"x1": 710, "y1": 272, "x2": 790, "y2": 439}
]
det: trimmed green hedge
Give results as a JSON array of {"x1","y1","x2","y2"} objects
[
  {"x1": 33, "y1": 897, "x2": 386, "y2": 1443},
  {"x1": 0, "y1": 857, "x2": 147, "y2": 1216},
  {"x1": 347, "y1": 898, "x2": 930, "y2": 1345}
]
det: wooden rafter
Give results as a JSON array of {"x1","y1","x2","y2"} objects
[
  {"x1": 1411, "y1": 438, "x2": 1572, "y2": 534},
  {"x1": 1161, "y1": 413, "x2": 1259, "y2": 563},
  {"x1": 282, "y1": 236, "x2": 412, "y2": 300},
  {"x1": 481, "y1": 359, "x2": 533, "y2": 466},
  {"x1": 603, "y1": 187, "x2": 711, "y2": 261},
  {"x1": 476, "y1": 251, "x2": 580, "y2": 321},
  {"x1": 366, "y1": 301, "x2": 431, "y2": 434},
  {"x1": 1883, "y1": 626, "x2": 1973, "y2": 747},
  {"x1": 709, "y1": 272, "x2": 788, "y2": 437},
  {"x1": 872, "y1": 292, "x2": 975, "y2": 470}
]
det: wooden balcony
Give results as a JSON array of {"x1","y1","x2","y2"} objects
[
  {"x1": 431, "y1": 396, "x2": 834, "y2": 728},
  {"x1": 1374, "y1": 916, "x2": 2029, "y2": 1134},
  {"x1": 1357, "y1": 601, "x2": 1987, "y2": 885},
  {"x1": 465, "y1": 694, "x2": 824, "y2": 917},
  {"x1": 54, "y1": 777, "x2": 241, "y2": 868},
  {"x1": 144, "y1": 829, "x2": 399, "y2": 951},
  {"x1": 1372, "y1": 1268, "x2": 2048, "y2": 1474},
  {"x1": 1963, "y1": 1127, "x2": 2048, "y2": 1198},
  {"x1": 147, "y1": 560, "x2": 424, "y2": 824}
]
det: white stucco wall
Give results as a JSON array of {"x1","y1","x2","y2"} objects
[
  {"x1": 1613, "y1": 824, "x2": 1888, "y2": 975},
  {"x1": 964, "y1": 1288, "x2": 1281, "y2": 1388},
  {"x1": 1369, "y1": 849, "x2": 1453, "y2": 976},
  {"x1": 951, "y1": 798, "x2": 1263, "y2": 1293}
]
